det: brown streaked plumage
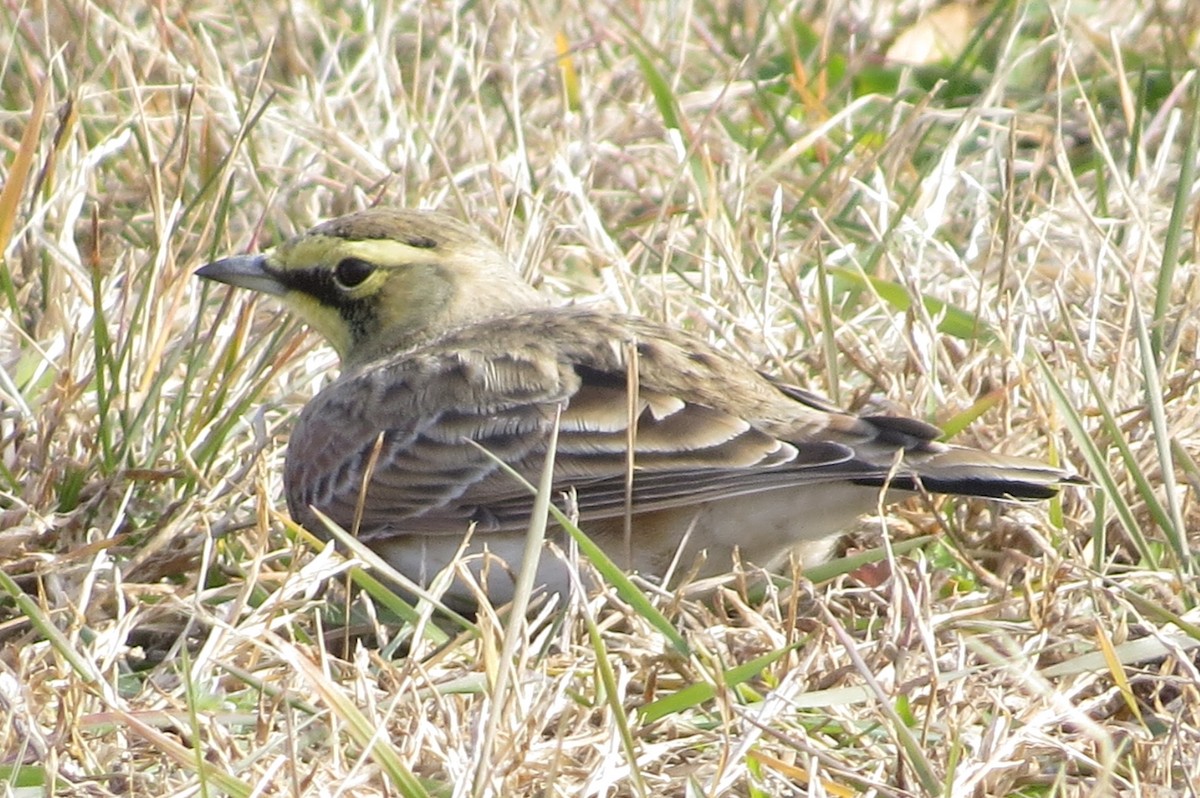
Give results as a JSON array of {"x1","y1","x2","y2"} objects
[{"x1": 197, "y1": 208, "x2": 1078, "y2": 609}]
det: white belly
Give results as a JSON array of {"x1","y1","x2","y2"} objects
[{"x1": 366, "y1": 482, "x2": 888, "y2": 609}]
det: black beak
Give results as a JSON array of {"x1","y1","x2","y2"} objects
[{"x1": 195, "y1": 255, "x2": 287, "y2": 297}]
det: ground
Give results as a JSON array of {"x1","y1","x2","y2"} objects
[{"x1": 1, "y1": 1, "x2": 1198, "y2": 795}]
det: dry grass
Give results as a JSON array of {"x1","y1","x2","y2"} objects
[{"x1": 2, "y1": 0, "x2": 1199, "y2": 795}]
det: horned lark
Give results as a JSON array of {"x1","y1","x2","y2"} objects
[{"x1": 197, "y1": 208, "x2": 1076, "y2": 608}]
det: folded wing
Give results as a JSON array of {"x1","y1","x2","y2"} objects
[{"x1": 284, "y1": 309, "x2": 1073, "y2": 538}]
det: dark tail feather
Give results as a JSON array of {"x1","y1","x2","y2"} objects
[{"x1": 853, "y1": 447, "x2": 1084, "y2": 501}]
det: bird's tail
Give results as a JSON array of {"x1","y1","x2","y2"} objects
[{"x1": 855, "y1": 446, "x2": 1084, "y2": 500}]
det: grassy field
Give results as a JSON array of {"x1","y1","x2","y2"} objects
[{"x1": 2, "y1": 0, "x2": 1199, "y2": 795}]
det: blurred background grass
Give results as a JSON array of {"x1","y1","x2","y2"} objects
[{"x1": 2, "y1": 1, "x2": 1198, "y2": 795}]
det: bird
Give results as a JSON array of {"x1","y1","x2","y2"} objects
[{"x1": 196, "y1": 207, "x2": 1077, "y2": 610}]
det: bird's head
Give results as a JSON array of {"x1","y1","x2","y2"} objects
[{"x1": 196, "y1": 208, "x2": 542, "y2": 366}]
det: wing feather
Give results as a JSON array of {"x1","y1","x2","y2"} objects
[{"x1": 284, "y1": 308, "x2": 1054, "y2": 540}]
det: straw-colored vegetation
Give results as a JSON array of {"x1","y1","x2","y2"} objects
[{"x1": 2, "y1": 1, "x2": 1198, "y2": 795}]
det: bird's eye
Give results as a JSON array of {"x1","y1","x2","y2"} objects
[{"x1": 334, "y1": 257, "x2": 375, "y2": 288}]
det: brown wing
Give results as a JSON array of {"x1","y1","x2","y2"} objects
[
  {"x1": 283, "y1": 309, "x2": 881, "y2": 537},
  {"x1": 283, "y1": 308, "x2": 1073, "y2": 538}
]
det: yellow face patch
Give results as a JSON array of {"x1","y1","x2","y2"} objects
[{"x1": 266, "y1": 234, "x2": 452, "y2": 360}]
